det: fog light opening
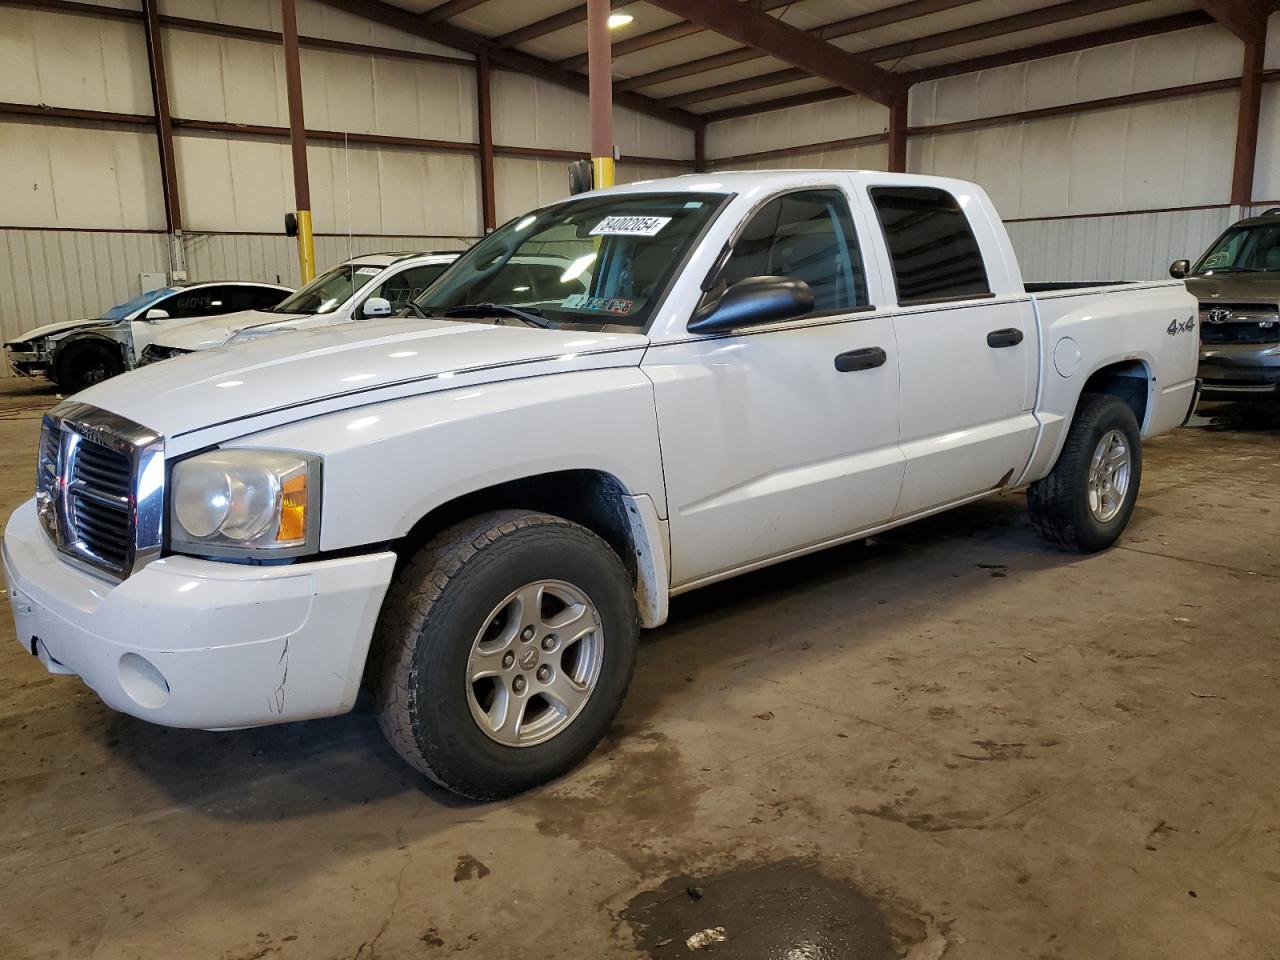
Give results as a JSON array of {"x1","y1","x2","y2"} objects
[{"x1": 118, "y1": 652, "x2": 171, "y2": 709}]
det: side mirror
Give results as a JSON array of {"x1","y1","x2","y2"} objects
[
  {"x1": 144, "y1": 308, "x2": 169, "y2": 321},
  {"x1": 1169, "y1": 259, "x2": 1191, "y2": 279},
  {"x1": 362, "y1": 297, "x2": 392, "y2": 318},
  {"x1": 688, "y1": 276, "x2": 815, "y2": 334}
]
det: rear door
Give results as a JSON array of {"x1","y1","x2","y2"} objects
[
  {"x1": 868, "y1": 185, "x2": 1038, "y2": 517},
  {"x1": 646, "y1": 185, "x2": 904, "y2": 588}
]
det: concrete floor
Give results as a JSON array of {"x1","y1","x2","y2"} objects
[{"x1": 1, "y1": 375, "x2": 1278, "y2": 960}]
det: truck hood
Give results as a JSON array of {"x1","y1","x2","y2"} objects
[
  {"x1": 149, "y1": 309, "x2": 307, "y2": 351},
  {"x1": 5, "y1": 317, "x2": 102, "y2": 345},
  {"x1": 76, "y1": 317, "x2": 648, "y2": 439},
  {"x1": 1186, "y1": 274, "x2": 1280, "y2": 303}
]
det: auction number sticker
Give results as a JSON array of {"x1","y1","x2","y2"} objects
[
  {"x1": 355, "y1": 266, "x2": 382, "y2": 276},
  {"x1": 563, "y1": 293, "x2": 635, "y2": 315},
  {"x1": 590, "y1": 215, "x2": 671, "y2": 237}
]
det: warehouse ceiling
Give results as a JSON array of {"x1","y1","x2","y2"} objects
[{"x1": 319, "y1": 0, "x2": 1275, "y2": 124}]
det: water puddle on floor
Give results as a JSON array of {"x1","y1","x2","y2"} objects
[{"x1": 623, "y1": 859, "x2": 914, "y2": 959}]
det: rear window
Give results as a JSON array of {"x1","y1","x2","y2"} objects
[{"x1": 871, "y1": 187, "x2": 991, "y2": 306}]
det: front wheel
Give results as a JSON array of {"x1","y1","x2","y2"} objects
[
  {"x1": 1028, "y1": 393, "x2": 1143, "y2": 552},
  {"x1": 55, "y1": 341, "x2": 124, "y2": 394},
  {"x1": 370, "y1": 510, "x2": 638, "y2": 800}
]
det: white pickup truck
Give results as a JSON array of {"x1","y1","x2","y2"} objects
[{"x1": 4, "y1": 171, "x2": 1198, "y2": 800}]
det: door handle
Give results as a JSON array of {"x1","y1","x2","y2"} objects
[
  {"x1": 834, "y1": 347, "x2": 887, "y2": 372},
  {"x1": 987, "y1": 328, "x2": 1024, "y2": 348}
]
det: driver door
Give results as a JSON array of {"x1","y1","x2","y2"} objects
[{"x1": 644, "y1": 187, "x2": 904, "y2": 589}]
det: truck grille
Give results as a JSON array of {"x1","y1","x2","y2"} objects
[
  {"x1": 1199, "y1": 302, "x2": 1280, "y2": 345},
  {"x1": 67, "y1": 440, "x2": 133, "y2": 570},
  {"x1": 36, "y1": 402, "x2": 165, "y2": 581}
]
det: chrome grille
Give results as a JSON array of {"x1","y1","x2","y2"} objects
[
  {"x1": 66, "y1": 439, "x2": 133, "y2": 570},
  {"x1": 36, "y1": 402, "x2": 165, "y2": 581},
  {"x1": 1199, "y1": 301, "x2": 1280, "y2": 344}
]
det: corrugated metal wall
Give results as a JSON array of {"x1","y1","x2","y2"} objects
[
  {"x1": 1006, "y1": 205, "x2": 1277, "y2": 283},
  {"x1": 0, "y1": 229, "x2": 169, "y2": 344},
  {"x1": 703, "y1": 16, "x2": 1280, "y2": 283},
  {"x1": 0, "y1": 228, "x2": 479, "y2": 348}
]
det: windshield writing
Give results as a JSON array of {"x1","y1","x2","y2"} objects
[{"x1": 1195, "y1": 222, "x2": 1280, "y2": 274}]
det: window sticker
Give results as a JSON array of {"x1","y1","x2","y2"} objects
[
  {"x1": 590, "y1": 215, "x2": 672, "y2": 237},
  {"x1": 355, "y1": 266, "x2": 382, "y2": 276},
  {"x1": 562, "y1": 293, "x2": 635, "y2": 315}
]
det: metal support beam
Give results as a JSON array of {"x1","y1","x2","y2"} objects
[
  {"x1": 694, "y1": 122, "x2": 706, "y2": 173},
  {"x1": 887, "y1": 94, "x2": 908, "y2": 173},
  {"x1": 558, "y1": 0, "x2": 794, "y2": 71},
  {"x1": 642, "y1": 0, "x2": 905, "y2": 107},
  {"x1": 665, "y1": 0, "x2": 1145, "y2": 108},
  {"x1": 588, "y1": 0, "x2": 615, "y2": 189},
  {"x1": 140, "y1": 0, "x2": 185, "y2": 279},
  {"x1": 313, "y1": 0, "x2": 699, "y2": 129},
  {"x1": 1193, "y1": 0, "x2": 1269, "y2": 41},
  {"x1": 422, "y1": 0, "x2": 488, "y2": 23},
  {"x1": 476, "y1": 48, "x2": 496, "y2": 231},
  {"x1": 1232, "y1": 39, "x2": 1265, "y2": 205},
  {"x1": 618, "y1": 0, "x2": 984, "y2": 92},
  {"x1": 281, "y1": 0, "x2": 315, "y2": 284},
  {"x1": 702, "y1": 10, "x2": 1217, "y2": 121},
  {"x1": 494, "y1": 0, "x2": 625, "y2": 48}
]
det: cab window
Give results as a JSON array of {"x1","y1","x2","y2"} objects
[
  {"x1": 719, "y1": 190, "x2": 868, "y2": 313},
  {"x1": 871, "y1": 186, "x2": 991, "y2": 305}
]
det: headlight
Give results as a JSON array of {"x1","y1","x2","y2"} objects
[
  {"x1": 170, "y1": 450, "x2": 320, "y2": 558},
  {"x1": 226, "y1": 326, "x2": 297, "y2": 345}
]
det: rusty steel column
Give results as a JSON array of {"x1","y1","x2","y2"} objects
[
  {"x1": 476, "y1": 49, "x2": 497, "y2": 232},
  {"x1": 281, "y1": 0, "x2": 315, "y2": 283},
  {"x1": 1231, "y1": 39, "x2": 1263, "y2": 208},
  {"x1": 141, "y1": 0, "x2": 185, "y2": 279},
  {"x1": 587, "y1": 0, "x2": 615, "y2": 188},
  {"x1": 887, "y1": 91, "x2": 908, "y2": 173}
]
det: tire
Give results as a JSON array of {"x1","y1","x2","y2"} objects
[
  {"x1": 55, "y1": 341, "x2": 124, "y2": 394},
  {"x1": 1027, "y1": 392, "x2": 1143, "y2": 552},
  {"x1": 371, "y1": 510, "x2": 639, "y2": 800}
]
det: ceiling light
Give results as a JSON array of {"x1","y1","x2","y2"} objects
[{"x1": 608, "y1": 13, "x2": 634, "y2": 29}]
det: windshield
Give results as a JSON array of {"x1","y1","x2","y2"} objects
[
  {"x1": 271, "y1": 262, "x2": 385, "y2": 314},
  {"x1": 102, "y1": 286, "x2": 178, "y2": 320},
  {"x1": 1194, "y1": 221, "x2": 1280, "y2": 275},
  {"x1": 418, "y1": 192, "x2": 730, "y2": 329}
]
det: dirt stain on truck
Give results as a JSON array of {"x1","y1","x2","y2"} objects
[{"x1": 623, "y1": 859, "x2": 925, "y2": 959}]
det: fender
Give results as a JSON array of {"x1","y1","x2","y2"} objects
[
  {"x1": 1017, "y1": 280, "x2": 1194, "y2": 487},
  {"x1": 48, "y1": 323, "x2": 132, "y2": 372}
]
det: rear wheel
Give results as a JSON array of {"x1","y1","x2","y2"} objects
[
  {"x1": 55, "y1": 341, "x2": 123, "y2": 394},
  {"x1": 371, "y1": 510, "x2": 638, "y2": 800},
  {"x1": 1028, "y1": 393, "x2": 1143, "y2": 552}
]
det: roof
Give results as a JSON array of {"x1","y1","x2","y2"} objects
[
  {"x1": 329, "y1": 0, "x2": 1240, "y2": 124},
  {"x1": 345, "y1": 251, "x2": 464, "y2": 267},
  {"x1": 575, "y1": 168, "x2": 979, "y2": 197}
]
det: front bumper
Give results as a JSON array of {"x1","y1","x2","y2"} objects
[
  {"x1": 4, "y1": 499, "x2": 396, "y2": 729},
  {"x1": 1198, "y1": 344, "x2": 1280, "y2": 399},
  {"x1": 5, "y1": 348, "x2": 50, "y2": 379}
]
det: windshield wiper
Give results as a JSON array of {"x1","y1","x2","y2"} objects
[
  {"x1": 1202, "y1": 266, "x2": 1264, "y2": 274},
  {"x1": 441, "y1": 302, "x2": 556, "y2": 329}
]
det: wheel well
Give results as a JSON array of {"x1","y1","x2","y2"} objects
[
  {"x1": 1080, "y1": 361, "x2": 1149, "y2": 429},
  {"x1": 53, "y1": 335, "x2": 126, "y2": 369},
  {"x1": 398, "y1": 470, "x2": 638, "y2": 582}
]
